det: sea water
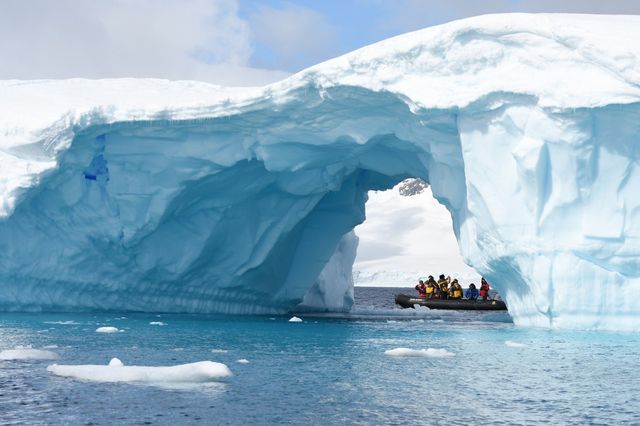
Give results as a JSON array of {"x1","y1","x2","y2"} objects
[{"x1": 1, "y1": 287, "x2": 639, "y2": 425}]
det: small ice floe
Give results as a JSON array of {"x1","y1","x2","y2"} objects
[
  {"x1": 386, "y1": 320, "x2": 399, "y2": 324},
  {"x1": 47, "y1": 358, "x2": 232, "y2": 384},
  {"x1": 411, "y1": 319, "x2": 425, "y2": 323},
  {"x1": 0, "y1": 347, "x2": 59, "y2": 361},
  {"x1": 210, "y1": 349, "x2": 228, "y2": 353},
  {"x1": 289, "y1": 316, "x2": 303, "y2": 322},
  {"x1": 384, "y1": 348, "x2": 455, "y2": 358},
  {"x1": 43, "y1": 345, "x2": 59, "y2": 349},
  {"x1": 44, "y1": 321, "x2": 79, "y2": 325},
  {"x1": 149, "y1": 321, "x2": 167, "y2": 326},
  {"x1": 236, "y1": 359, "x2": 249, "y2": 364},
  {"x1": 96, "y1": 326, "x2": 120, "y2": 333},
  {"x1": 505, "y1": 340, "x2": 527, "y2": 348},
  {"x1": 172, "y1": 348, "x2": 185, "y2": 352}
]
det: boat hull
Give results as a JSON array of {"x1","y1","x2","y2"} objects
[{"x1": 395, "y1": 294, "x2": 507, "y2": 311}]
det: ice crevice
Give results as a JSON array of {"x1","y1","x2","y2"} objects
[{"x1": 2, "y1": 14, "x2": 640, "y2": 330}]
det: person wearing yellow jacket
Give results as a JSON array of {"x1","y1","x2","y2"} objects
[
  {"x1": 437, "y1": 274, "x2": 450, "y2": 300},
  {"x1": 449, "y1": 279, "x2": 463, "y2": 299},
  {"x1": 425, "y1": 276, "x2": 439, "y2": 299}
]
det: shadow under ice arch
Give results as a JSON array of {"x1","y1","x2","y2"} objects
[{"x1": 2, "y1": 14, "x2": 640, "y2": 330}]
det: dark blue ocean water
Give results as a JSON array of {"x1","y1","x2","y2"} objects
[{"x1": 1, "y1": 287, "x2": 639, "y2": 425}]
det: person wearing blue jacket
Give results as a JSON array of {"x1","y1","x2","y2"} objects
[{"x1": 465, "y1": 283, "x2": 480, "y2": 300}]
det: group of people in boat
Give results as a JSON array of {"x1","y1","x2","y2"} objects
[{"x1": 414, "y1": 275, "x2": 492, "y2": 301}]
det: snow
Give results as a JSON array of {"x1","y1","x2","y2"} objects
[
  {"x1": 47, "y1": 358, "x2": 232, "y2": 383},
  {"x1": 108, "y1": 357, "x2": 124, "y2": 366},
  {"x1": 1, "y1": 14, "x2": 640, "y2": 330},
  {"x1": 288, "y1": 316, "x2": 303, "y2": 323},
  {"x1": 0, "y1": 348, "x2": 59, "y2": 360},
  {"x1": 384, "y1": 348, "x2": 455, "y2": 358},
  {"x1": 95, "y1": 327, "x2": 119, "y2": 333}
]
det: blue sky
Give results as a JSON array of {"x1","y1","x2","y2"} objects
[{"x1": 1, "y1": 0, "x2": 639, "y2": 84}]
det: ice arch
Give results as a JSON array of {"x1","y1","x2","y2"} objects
[{"x1": 2, "y1": 13, "x2": 640, "y2": 330}]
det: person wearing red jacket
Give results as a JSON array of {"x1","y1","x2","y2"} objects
[
  {"x1": 480, "y1": 278, "x2": 491, "y2": 300},
  {"x1": 415, "y1": 280, "x2": 427, "y2": 298}
]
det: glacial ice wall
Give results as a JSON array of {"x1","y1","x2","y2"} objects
[{"x1": 2, "y1": 14, "x2": 640, "y2": 329}]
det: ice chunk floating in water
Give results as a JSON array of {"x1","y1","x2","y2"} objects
[
  {"x1": 0, "y1": 348, "x2": 59, "y2": 360},
  {"x1": 95, "y1": 326, "x2": 120, "y2": 333},
  {"x1": 47, "y1": 358, "x2": 232, "y2": 383},
  {"x1": 384, "y1": 348, "x2": 455, "y2": 358},
  {"x1": 2, "y1": 14, "x2": 640, "y2": 330}
]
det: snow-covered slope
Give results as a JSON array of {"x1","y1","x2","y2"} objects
[{"x1": 1, "y1": 14, "x2": 640, "y2": 330}]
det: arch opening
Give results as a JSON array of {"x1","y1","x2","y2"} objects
[{"x1": 352, "y1": 179, "x2": 482, "y2": 291}]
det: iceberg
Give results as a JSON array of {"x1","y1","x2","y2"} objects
[{"x1": 1, "y1": 14, "x2": 640, "y2": 330}]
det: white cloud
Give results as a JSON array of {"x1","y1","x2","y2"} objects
[
  {"x1": 0, "y1": 0, "x2": 289, "y2": 85},
  {"x1": 249, "y1": 2, "x2": 338, "y2": 70},
  {"x1": 355, "y1": 185, "x2": 480, "y2": 282}
]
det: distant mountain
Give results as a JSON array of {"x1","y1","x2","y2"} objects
[{"x1": 397, "y1": 178, "x2": 429, "y2": 196}]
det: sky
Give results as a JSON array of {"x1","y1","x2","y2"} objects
[
  {"x1": 353, "y1": 185, "x2": 480, "y2": 287},
  {"x1": 1, "y1": 0, "x2": 640, "y2": 85},
  {"x1": 2, "y1": 0, "x2": 639, "y2": 285}
]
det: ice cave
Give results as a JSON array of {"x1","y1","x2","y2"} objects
[{"x1": 1, "y1": 14, "x2": 640, "y2": 330}]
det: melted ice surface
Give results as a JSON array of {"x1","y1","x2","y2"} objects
[{"x1": 1, "y1": 14, "x2": 640, "y2": 330}]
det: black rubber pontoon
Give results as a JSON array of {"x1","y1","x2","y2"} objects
[{"x1": 395, "y1": 294, "x2": 507, "y2": 310}]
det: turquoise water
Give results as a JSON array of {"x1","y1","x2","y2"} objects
[{"x1": 1, "y1": 288, "x2": 639, "y2": 425}]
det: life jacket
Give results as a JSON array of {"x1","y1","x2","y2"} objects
[
  {"x1": 480, "y1": 284, "x2": 490, "y2": 296},
  {"x1": 438, "y1": 280, "x2": 449, "y2": 292},
  {"x1": 426, "y1": 286, "x2": 434, "y2": 294},
  {"x1": 451, "y1": 288, "x2": 462, "y2": 298}
]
